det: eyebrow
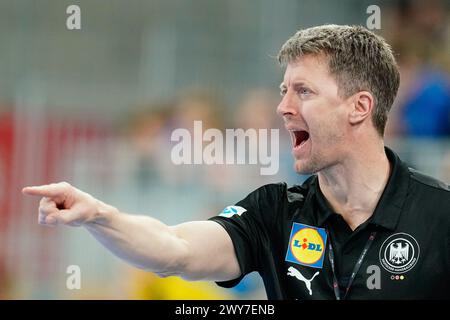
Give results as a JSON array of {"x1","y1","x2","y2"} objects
[{"x1": 279, "y1": 81, "x2": 311, "y2": 90}]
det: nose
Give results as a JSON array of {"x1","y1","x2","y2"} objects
[{"x1": 276, "y1": 92, "x2": 299, "y2": 118}]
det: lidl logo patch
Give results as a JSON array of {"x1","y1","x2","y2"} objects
[{"x1": 285, "y1": 223, "x2": 327, "y2": 269}]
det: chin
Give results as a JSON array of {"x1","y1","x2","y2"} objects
[{"x1": 293, "y1": 159, "x2": 317, "y2": 175}]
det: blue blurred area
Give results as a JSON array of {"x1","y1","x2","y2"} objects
[{"x1": 401, "y1": 69, "x2": 450, "y2": 137}]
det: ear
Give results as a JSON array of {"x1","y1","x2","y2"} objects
[{"x1": 348, "y1": 91, "x2": 374, "y2": 125}]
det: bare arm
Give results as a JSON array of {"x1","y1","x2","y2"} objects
[{"x1": 22, "y1": 182, "x2": 241, "y2": 282}]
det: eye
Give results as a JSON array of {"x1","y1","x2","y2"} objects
[
  {"x1": 298, "y1": 87, "x2": 312, "y2": 96},
  {"x1": 280, "y1": 87, "x2": 287, "y2": 97}
]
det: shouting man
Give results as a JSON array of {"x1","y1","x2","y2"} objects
[{"x1": 23, "y1": 25, "x2": 450, "y2": 300}]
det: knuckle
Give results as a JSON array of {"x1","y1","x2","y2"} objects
[
  {"x1": 60, "y1": 181, "x2": 71, "y2": 188},
  {"x1": 39, "y1": 204, "x2": 54, "y2": 215},
  {"x1": 38, "y1": 206, "x2": 48, "y2": 215},
  {"x1": 39, "y1": 197, "x2": 51, "y2": 206}
]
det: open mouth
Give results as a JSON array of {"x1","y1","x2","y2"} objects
[{"x1": 290, "y1": 130, "x2": 310, "y2": 149}]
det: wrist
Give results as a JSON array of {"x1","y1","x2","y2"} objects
[{"x1": 87, "y1": 199, "x2": 119, "y2": 226}]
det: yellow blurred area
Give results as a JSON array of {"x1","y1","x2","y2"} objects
[{"x1": 126, "y1": 270, "x2": 233, "y2": 300}]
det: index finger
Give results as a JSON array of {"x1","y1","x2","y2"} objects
[{"x1": 22, "y1": 182, "x2": 69, "y2": 198}]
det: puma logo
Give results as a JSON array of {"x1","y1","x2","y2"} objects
[{"x1": 287, "y1": 266, "x2": 320, "y2": 296}]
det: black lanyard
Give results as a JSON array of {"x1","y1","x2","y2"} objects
[{"x1": 327, "y1": 230, "x2": 377, "y2": 300}]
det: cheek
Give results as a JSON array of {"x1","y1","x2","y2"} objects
[{"x1": 307, "y1": 108, "x2": 346, "y2": 144}]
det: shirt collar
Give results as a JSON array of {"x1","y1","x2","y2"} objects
[{"x1": 311, "y1": 147, "x2": 410, "y2": 231}]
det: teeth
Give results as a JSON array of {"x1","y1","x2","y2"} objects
[
  {"x1": 290, "y1": 131, "x2": 296, "y2": 148},
  {"x1": 290, "y1": 131, "x2": 299, "y2": 148}
]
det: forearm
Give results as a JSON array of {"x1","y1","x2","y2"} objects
[
  {"x1": 23, "y1": 182, "x2": 240, "y2": 282},
  {"x1": 84, "y1": 200, "x2": 189, "y2": 276}
]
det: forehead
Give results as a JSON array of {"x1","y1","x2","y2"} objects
[{"x1": 281, "y1": 54, "x2": 332, "y2": 86}]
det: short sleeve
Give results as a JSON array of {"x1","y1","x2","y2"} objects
[{"x1": 208, "y1": 183, "x2": 286, "y2": 288}]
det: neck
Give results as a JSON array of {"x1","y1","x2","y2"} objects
[{"x1": 318, "y1": 143, "x2": 391, "y2": 231}]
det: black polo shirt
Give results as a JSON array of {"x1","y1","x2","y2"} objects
[{"x1": 208, "y1": 147, "x2": 450, "y2": 299}]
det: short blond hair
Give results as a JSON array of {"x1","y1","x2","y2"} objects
[{"x1": 278, "y1": 25, "x2": 400, "y2": 136}]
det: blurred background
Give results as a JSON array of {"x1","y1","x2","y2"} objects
[{"x1": 0, "y1": 0, "x2": 449, "y2": 299}]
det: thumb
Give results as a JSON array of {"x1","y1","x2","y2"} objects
[{"x1": 51, "y1": 209, "x2": 84, "y2": 227}]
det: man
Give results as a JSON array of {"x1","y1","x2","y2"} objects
[{"x1": 23, "y1": 25, "x2": 450, "y2": 299}]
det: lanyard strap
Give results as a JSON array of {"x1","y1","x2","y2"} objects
[{"x1": 327, "y1": 230, "x2": 377, "y2": 300}]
